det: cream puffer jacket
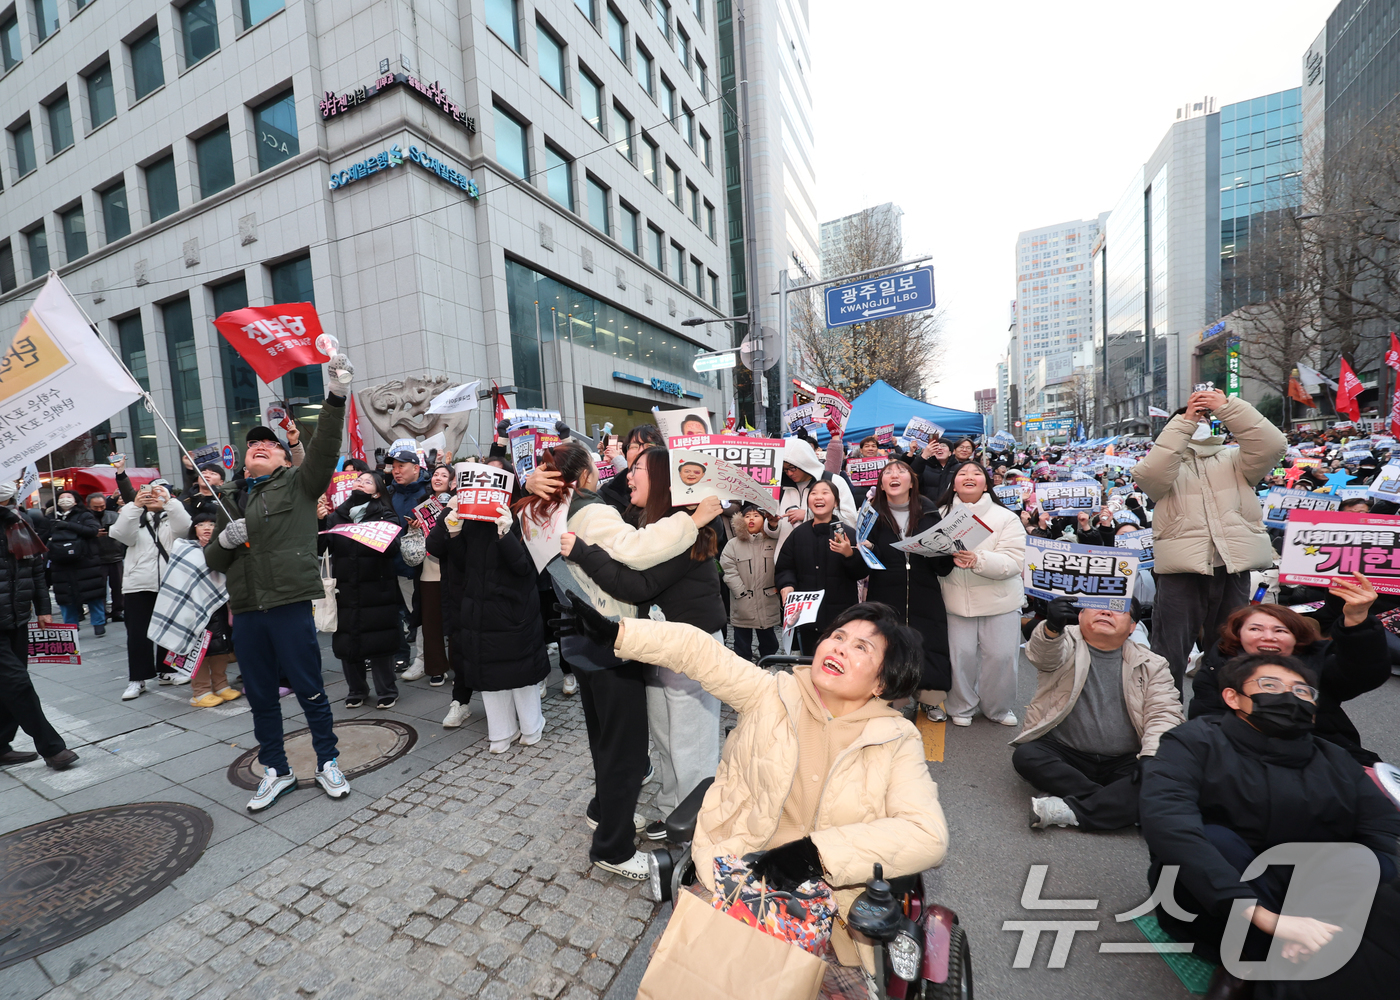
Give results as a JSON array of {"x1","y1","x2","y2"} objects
[
  {"x1": 1013, "y1": 622, "x2": 1184, "y2": 757},
  {"x1": 937, "y1": 493, "x2": 1027, "y2": 618},
  {"x1": 617, "y1": 617, "x2": 948, "y2": 972},
  {"x1": 1130, "y1": 396, "x2": 1285, "y2": 576},
  {"x1": 561, "y1": 495, "x2": 698, "y2": 619}
]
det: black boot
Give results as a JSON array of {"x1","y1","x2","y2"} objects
[{"x1": 1204, "y1": 967, "x2": 1253, "y2": 1000}]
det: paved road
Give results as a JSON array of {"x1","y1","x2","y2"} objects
[{"x1": 5, "y1": 629, "x2": 1399, "y2": 1000}]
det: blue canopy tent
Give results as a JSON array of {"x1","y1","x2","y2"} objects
[{"x1": 812, "y1": 379, "x2": 986, "y2": 444}]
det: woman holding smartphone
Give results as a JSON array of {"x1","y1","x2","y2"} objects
[{"x1": 111, "y1": 479, "x2": 192, "y2": 700}]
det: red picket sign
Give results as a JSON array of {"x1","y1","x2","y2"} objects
[{"x1": 212, "y1": 303, "x2": 329, "y2": 384}]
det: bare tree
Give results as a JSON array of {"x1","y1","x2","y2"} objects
[{"x1": 790, "y1": 209, "x2": 946, "y2": 399}]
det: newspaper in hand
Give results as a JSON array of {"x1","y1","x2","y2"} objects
[{"x1": 891, "y1": 506, "x2": 992, "y2": 557}]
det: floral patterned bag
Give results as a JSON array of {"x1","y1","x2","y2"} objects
[{"x1": 711, "y1": 854, "x2": 838, "y2": 957}]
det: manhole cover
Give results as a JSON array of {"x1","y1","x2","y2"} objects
[
  {"x1": 226, "y1": 719, "x2": 417, "y2": 790},
  {"x1": 0, "y1": 802, "x2": 212, "y2": 970}
]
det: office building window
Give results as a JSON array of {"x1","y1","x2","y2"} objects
[
  {"x1": 612, "y1": 103, "x2": 632, "y2": 160},
  {"x1": 118, "y1": 315, "x2": 159, "y2": 466},
  {"x1": 635, "y1": 45, "x2": 652, "y2": 95},
  {"x1": 607, "y1": 6, "x2": 626, "y2": 63},
  {"x1": 544, "y1": 144, "x2": 573, "y2": 209},
  {"x1": 252, "y1": 89, "x2": 298, "y2": 171},
  {"x1": 0, "y1": 241, "x2": 14, "y2": 292},
  {"x1": 579, "y1": 68, "x2": 602, "y2": 131},
  {"x1": 693, "y1": 0, "x2": 704, "y2": 25},
  {"x1": 688, "y1": 183, "x2": 699, "y2": 224},
  {"x1": 586, "y1": 176, "x2": 609, "y2": 235},
  {"x1": 32, "y1": 0, "x2": 57, "y2": 42},
  {"x1": 493, "y1": 104, "x2": 529, "y2": 179},
  {"x1": 676, "y1": 25, "x2": 689, "y2": 69},
  {"x1": 667, "y1": 162, "x2": 680, "y2": 206},
  {"x1": 662, "y1": 78, "x2": 676, "y2": 123},
  {"x1": 60, "y1": 205, "x2": 86, "y2": 260},
  {"x1": 269, "y1": 255, "x2": 322, "y2": 429},
  {"x1": 241, "y1": 0, "x2": 284, "y2": 29},
  {"x1": 195, "y1": 125, "x2": 234, "y2": 197},
  {"x1": 145, "y1": 154, "x2": 178, "y2": 221},
  {"x1": 46, "y1": 93, "x2": 72, "y2": 153},
  {"x1": 671, "y1": 243, "x2": 685, "y2": 287},
  {"x1": 1, "y1": 12, "x2": 20, "y2": 70},
  {"x1": 101, "y1": 182, "x2": 130, "y2": 241},
  {"x1": 25, "y1": 227, "x2": 47, "y2": 277},
  {"x1": 162, "y1": 297, "x2": 206, "y2": 448},
  {"x1": 211, "y1": 278, "x2": 259, "y2": 444},
  {"x1": 643, "y1": 134, "x2": 658, "y2": 184},
  {"x1": 654, "y1": 0, "x2": 669, "y2": 39},
  {"x1": 681, "y1": 105, "x2": 693, "y2": 146},
  {"x1": 574, "y1": 0, "x2": 595, "y2": 20},
  {"x1": 708, "y1": 270, "x2": 719, "y2": 306},
  {"x1": 620, "y1": 203, "x2": 639, "y2": 254},
  {"x1": 12, "y1": 120, "x2": 35, "y2": 176},
  {"x1": 130, "y1": 27, "x2": 164, "y2": 99},
  {"x1": 486, "y1": 0, "x2": 519, "y2": 51},
  {"x1": 181, "y1": 0, "x2": 218, "y2": 65},
  {"x1": 538, "y1": 24, "x2": 565, "y2": 95},
  {"x1": 696, "y1": 55, "x2": 707, "y2": 97},
  {"x1": 700, "y1": 128, "x2": 711, "y2": 167},
  {"x1": 648, "y1": 224, "x2": 663, "y2": 270},
  {"x1": 705, "y1": 200, "x2": 715, "y2": 239},
  {"x1": 693, "y1": 258, "x2": 703, "y2": 293},
  {"x1": 86, "y1": 63, "x2": 116, "y2": 127}
]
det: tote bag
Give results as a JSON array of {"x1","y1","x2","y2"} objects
[{"x1": 313, "y1": 554, "x2": 338, "y2": 632}]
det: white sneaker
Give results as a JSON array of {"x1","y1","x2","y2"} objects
[
  {"x1": 538, "y1": 679, "x2": 548, "y2": 698},
  {"x1": 586, "y1": 811, "x2": 646, "y2": 832},
  {"x1": 594, "y1": 850, "x2": 651, "y2": 881},
  {"x1": 157, "y1": 673, "x2": 176, "y2": 686},
  {"x1": 442, "y1": 701, "x2": 471, "y2": 728},
  {"x1": 247, "y1": 767, "x2": 297, "y2": 812},
  {"x1": 562, "y1": 674, "x2": 579, "y2": 696},
  {"x1": 121, "y1": 681, "x2": 144, "y2": 701},
  {"x1": 173, "y1": 672, "x2": 191, "y2": 686},
  {"x1": 924, "y1": 704, "x2": 947, "y2": 723},
  {"x1": 400, "y1": 661, "x2": 426, "y2": 681},
  {"x1": 1029, "y1": 795, "x2": 1079, "y2": 830},
  {"x1": 489, "y1": 732, "x2": 520, "y2": 753},
  {"x1": 950, "y1": 715, "x2": 973, "y2": 727},
  {"x1": 519, "y1": 723, "x2": 544, "y2": 747},
  {"x1": 315, "y1": 759, "x2": 351, "y2": 799},
  {"x1": 995, "y1": 712, "x2": 1019, "y2": 727}
]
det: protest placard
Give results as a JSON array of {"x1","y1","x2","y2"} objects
[
  {"x1": 654, "y1": 406, "x2": 712, "y2": 440},
  {"x1": 783, "y1": 402, "x2": 822, "y2": 434},
  {"x1": 1367, "y1": 462, "x2": 1400, "y2": 501},
  {"x1": 1023, "y1": 536, "x2": 1139, "y2": 611},
  {"x1": 664, "y1": 435, "x2": 782, "y2": 497},
  {"x1": 163, "y1": 630, "x2": 211, "y2": 682},
  {"x1": 520, "y1": 503, "x2": 569, "y2": 573},
  {"x1": 1262, "y1": 487, "x2": 1342, "y2": 528},
  {"x1": 994, "y1": 483, "x2": 1033, "y2": 512},
  {"x1": 28, "y1": 623, "x2": 80, "y2": 664},
  {"x1": 874, "y1": 424, "x2": 895, "y2": 445},
  {"x1": 1278, "y1": 510, "x2": 1400, "y2": 595},
  {"x1": 847, "y1": 457, "x2": 887, "y2": 490},
  {"x1": 454, "y1": 462, "x2": 515, "y2": 522},
  {"x1": 1335, "y1": 486, "x2": 1370, "y2": 501},
  {"x1": 508, "y1": 427, "x2": 560, "y2": 477},
  {"x1": 326, "y1": 470, "x2": 360, "y2": 509},
  {"x1": 502, "y1": 408, "x2": 562, "y2": 428},
  {"x1": 815, "y1": 387, "x2": 851, "y2": 431},
  {"x1": 782, "y1": 591, "x2": 824, "y2": 633},
  {"x1": 668, "y1": 449, "x2": 780, "y2": 512},
  {"x1": 892, "y1": 506, "x2": 992, "y2": 557},
  {"x1": 411, "y1": 496, "x2": 448, "y2": 532},
  {"x1": 319, "y1": 520, "x2": 402, "y2": 552},
  {"x1": 904, "y1": 417, "x2": 944, "y2": 448},
  {"x1": 1107, "y1": 484, "x2": 1136, "y2": 498},
  {"x1": 1114, "y1": 527, "x2": 1154, "y2": 569},
  {"x1": 1035, "y1": 480, "x2": 1103, "y2": 514}
]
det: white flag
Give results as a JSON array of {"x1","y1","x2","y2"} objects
[
  {"x1": 1296, "y1": 363, "x2": 1338, "y2": 391},
  {"x1": 1148, "y1": 406, "x2": 1170, "y2": 418},
  {"x1": 427, "y1": 381, "x2": 481, "y2": 414},
  {"x1": 0, "y1": 275, "x2": 143, "y2": 476},
  {"x1": 16, "y1": 463, "x2": 39, "y2": 505}
]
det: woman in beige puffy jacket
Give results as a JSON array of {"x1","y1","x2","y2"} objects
[
  {"x1": 937, "y1": 461, "x2": 1028, "y2": 728},
  {"x1": 558, "y1": 596, "x2": 948, "y2": 982}
]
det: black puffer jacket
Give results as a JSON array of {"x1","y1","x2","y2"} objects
[
  {"x1": 909, "y1": 453, "x2": 956, "y2": 503},
  {"x1": 321, "y1": 492, "x2": 405, "y2": 662},
  {"x1": 566, "y1": 537, "x2": 727, "y2": 635},
  {"x1": 0, "y1": 505, "x2": 51, "y2": 628},
  {"x1": 774, "y1": 518, "x2": 869, "y2": 634},
  {"x1": 427, "y1": 516, "x2": 548, "y2": 691},
  {"x1": 1188, "y1": 613, "x2": 1391, "y2": 765},
  {"x1": 48, "y1": 508, "x2": 105, "y2": 606},
  {"x1": 863, "y1": 497, "x2": 955, "y2": 691}
]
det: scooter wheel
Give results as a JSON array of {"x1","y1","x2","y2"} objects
[
  {"x1": 927, "y1": 924, "x2": 972, "y2": 999},
  {"x1": 669, "y1": 845, "x2": 696, "y2": 905}
]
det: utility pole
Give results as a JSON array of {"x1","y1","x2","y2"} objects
[{"x1": 735, "y1": 0, "x2": 764, "y2": 435}]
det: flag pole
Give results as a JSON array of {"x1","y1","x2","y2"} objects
[{"x1": 52, "y1": 273, "x2": 241, "y2": 525}]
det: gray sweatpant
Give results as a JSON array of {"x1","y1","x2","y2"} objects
[
  {"x1": 1150, "y1": 568, "x2": 1251, "y2": 691},
  {"x1": 944, "y1": 609, "x2": 1021, "y2": 722},
  {"x1": 645, "y1": 638, "x2": 722, "y2": 813}
]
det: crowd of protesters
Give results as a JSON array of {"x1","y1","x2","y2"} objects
[{"x1": 2, "y1": 378, "x2": 1399, "y2": 998}]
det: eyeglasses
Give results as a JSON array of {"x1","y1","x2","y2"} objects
[{"x1": 1245, "y1": 675, "x2": 1319, "y2": 703}]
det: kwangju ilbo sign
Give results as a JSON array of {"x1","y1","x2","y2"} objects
[{"x1": 824, "y1": 266, "x2": 935, "y2": 328}]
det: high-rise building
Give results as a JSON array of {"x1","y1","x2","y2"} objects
[
  {"x1": 1013, "y1": 217, "x2": 1100, "y2": 418},
  {"x1": 973, "y1": 388, "x2": 995, "y2": 415},
  {"x1": 717, "y1": 0, "x2": 817, "y2": 424},
  {"x1": 0, "y1": 0, "x2": 732, "y2": 472},
  {"x1": 1321, "y1": 0, "x2": 1400, "y2": 158},
  {"x1": 819, "y1": 202, "x2": 902, "y2": 276},
  {"x1": 994, "y1": 357, "x2": 1009, "y2": 435}
]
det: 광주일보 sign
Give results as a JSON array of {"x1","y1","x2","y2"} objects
[
  {"x1": 1023, "y1": 536, "x2": 1140, "y2": 611},
  {"x1": 1278, "y1": 510, "x2": 1400, "y2": 595}
]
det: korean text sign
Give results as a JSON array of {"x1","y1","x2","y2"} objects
[
  {"x1": 1279, "y1": 510, "x2": 1400, "y2": 595},
  {"x1": 846, "y1": 458, "x2": 887, "y2": 489},
  {"x1": 28, "y1": 623, "x2": 80, "y2": 664},
  {"x1": 782, "y1": 591, "x2": 824, "y2": 632},
  {"x1": 1114, "y1": 528, "x2": 1154, "y2": 569},
  {"x1": 1263, "y1": 487, "x2": 1341, "y2": 528},
  {"x1": 824, "y1": 266, "x2": 935, "y2": 328},
  {"x1": 212, "y1": 303, "x2": 329, "y2": 384},
  {"x1": 892, "y1": 507, "x2": 991, "y2": 557},
  {"x1": 454, "y1": 462, "x2": 515, "y2": 522},
  {"x1": 1035, "y1": 480, "x2": 1103, "y2": 514},
  {"x1": 669, "y1": 449, "x2": 780, "y2": 512},
  {"x1": 411, "y1": 496, "x2": 447, "y2": 532},
  {"x1": 319, "y1": 520, "x2": 402, "y2": 552},
  {"x1": 326, "y1": 470, "x2": 360, "y2": 509},
  {"x1": 904, "y1": 417, "x2": 944, "y2": 448},
  {"x1": 665, "y1": 435, "x2": 782, "y2": 498},
  {"x1": 994, "y1": 484, "x2": 1033, "y2": 512},
  {"x1": 1023, "y1": 536, "x2": 1140, "y2": 610}
]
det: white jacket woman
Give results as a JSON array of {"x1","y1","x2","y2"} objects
[
  {"x1": 110, "y1": 481, "x2": 193, "y2": 697},
  {"x1": 936, "y1": 462, "x2": 1027, "y2": 728}
]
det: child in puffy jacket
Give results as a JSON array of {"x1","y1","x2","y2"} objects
[{"x1": 720, "y1": 503, "x2": 782, "y2": 662}]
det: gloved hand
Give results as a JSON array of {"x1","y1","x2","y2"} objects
[
  {"x1": 218, "y1": 518, "x2": 248, "y2": 549},
  {"x1": 326, "y1": 354, "x2": 354, "y2": 396},
  {"x1": 1045, "y1": 595, "x2": 1081, "y2": 635},
  {"x1": 549, "y1": 590, "x2": 619, "y2": 649},
  {"x1": 444, "y1": 512, "x2": 462, "y2": 534},
  {"x1": 745, "y1": 837, "x2": 824, "y2": 892},
  {"x1": 495, "y1": 504, "x2": 513, "y2": 538}
]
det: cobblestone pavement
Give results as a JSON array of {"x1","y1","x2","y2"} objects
[{"x1": 28, "y1": 690, "x2": 659, "y2": 1000}]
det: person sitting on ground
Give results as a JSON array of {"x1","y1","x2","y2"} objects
[
  {"x1": 1187, "y1": 581, "x2": 1390, "y2": 766},
  {"x1": 1141, "y1": 652, "x2": 1400, "y2": 999},
  {"x1": 553, "y1": 597, "x2": 947, "y2": 994},
  {"x1": 1012, "y1": 595, "x2": 1184, "y2": 831}
]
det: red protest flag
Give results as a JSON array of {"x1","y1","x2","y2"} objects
[
  {"x1": 1387, "y1": 332, "x2": 1400, "y2": 372},
  {"x1": 1288, "y1": 377, "x2": 1315, "y2": 408},
  {"x1": 212, "y1": 303, "x2": 330, "y2": 384},
  {"x1": 346, "y1": 391, "x2": 366, "y2": 462},
  {"x1": 1335, "y1": 358, "x2": 1364, "y2": 422}
]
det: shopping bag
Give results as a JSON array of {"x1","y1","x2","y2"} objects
[
  {"x1": 713, "y1": 854, "x2": 838, "y2": 956},
  {"x1": 313, "y1": 554, "x2": 338, "y2": 632},
  {"x1": 636, "y1": 889, "x2": 826, "y2": 1000}
]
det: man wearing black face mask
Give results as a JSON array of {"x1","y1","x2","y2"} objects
[{"x1": 1140, "y1": 652, "x2": 1400, "y2": 999}]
